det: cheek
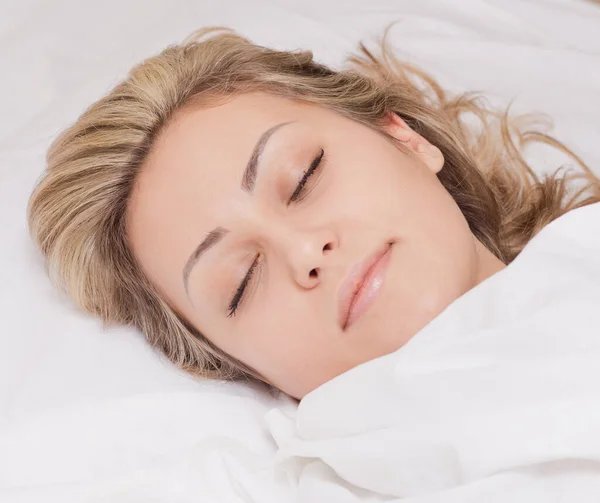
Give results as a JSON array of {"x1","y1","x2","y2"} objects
[
  {"x1": 334, "y1": 152, "x2": 418, "y2": 223},
  {"x1": 231, "y1": 293, "x2": 337, "y2": 371}
]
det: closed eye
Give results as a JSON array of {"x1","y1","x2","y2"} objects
[
  {"x1": 227, "y1": 254, "x2": 260, "y2": 318},
  {"x1": 288, "y1": 148, "x2": 325, "y2": 204}
]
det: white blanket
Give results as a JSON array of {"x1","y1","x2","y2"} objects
[{"x1": 265, "y1": 201, "x2": 600, "y2": 502}]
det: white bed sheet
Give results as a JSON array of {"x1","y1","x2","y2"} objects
[{"x1": 1, "y1": 0, "x2": 599, "y2": 501}]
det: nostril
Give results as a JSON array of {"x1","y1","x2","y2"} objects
[
  {"x1": 323, "y1": 242, "x2": 333, "y2": 253},
  {"x1": 309, "y1": 268, "x2": 319, "y2": 278}
]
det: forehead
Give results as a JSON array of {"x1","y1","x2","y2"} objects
[{"x1": 140, "y1": 92, "x2": 322, "y2": 192}]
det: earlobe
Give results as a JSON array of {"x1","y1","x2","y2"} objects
[{"x1": 418, "y1": 140, "x2": 445, "y2": 175}]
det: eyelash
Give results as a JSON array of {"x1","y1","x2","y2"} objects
[
  {"x1": 227, "y1": 148, "x2": 326, "y2": 317},
  {"x1": 227, "y1": 254, "x2": 260, "y2": 318},
  {"x1": 289, "y1": 148, "x2": 325, "y2": 204}
]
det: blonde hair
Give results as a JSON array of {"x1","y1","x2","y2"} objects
[{"x1": 27, "y1": 26, "x2": 600, "y2": 384}]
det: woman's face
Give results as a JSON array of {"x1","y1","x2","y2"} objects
[{"x1": 127, "y1": 92, "x2": 505, "y2": 399}]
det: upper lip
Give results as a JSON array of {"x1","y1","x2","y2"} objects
[{"x1": 337, "y1": 241, "x2": 393, "y2": 330}]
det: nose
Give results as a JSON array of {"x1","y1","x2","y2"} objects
[{"x1": 284, "y1": 229, "x2": 336, "y2": 289}]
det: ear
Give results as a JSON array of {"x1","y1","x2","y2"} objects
[{"x1": 383, "y1": 112, "x2": 444, "y2": 174}]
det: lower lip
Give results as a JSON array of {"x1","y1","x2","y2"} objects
[{"x1": 345, "y1": 245, "x2": 393, "y2": 330}]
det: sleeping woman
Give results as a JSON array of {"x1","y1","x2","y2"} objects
[{"x1": 27, "y1": 26, "x2": 600, "y2": 403}]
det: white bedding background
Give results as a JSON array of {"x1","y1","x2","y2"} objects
[{"x1": 0, "y1": 0, "x2": 599, "y2": 501}]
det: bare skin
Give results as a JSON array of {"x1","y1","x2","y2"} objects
[{"x1": 127, "y1": 92, "x2": 506, "y2": 399}]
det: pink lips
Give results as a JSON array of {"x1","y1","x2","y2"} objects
[{"x1": 337, "y1": 242, "x2": 393, "y2": 331}]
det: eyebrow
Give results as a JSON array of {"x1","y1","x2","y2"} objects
[
  {"x1": 182, "y1": 120, "x2": 295, "y2": 297},
  {"x1": 241, "y1": 120, "x2": 295, "y2": 192}
]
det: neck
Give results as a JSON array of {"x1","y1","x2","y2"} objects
[{"x1": 474, "y1": 238, "x2": 508, "y2": 286}]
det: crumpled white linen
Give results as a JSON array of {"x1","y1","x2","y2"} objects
[
  {"x1": 0, "y1": 387, "x2": 299, "y2": 503},
  {"x1": 266, "y1": 201, "x2": 600, "y2": 503}
]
